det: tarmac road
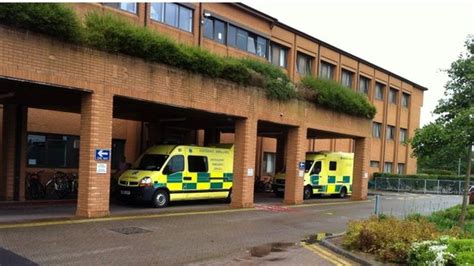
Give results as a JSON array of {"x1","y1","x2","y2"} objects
[{"x1": 0, "y1": 193, "x2": 461, "y2": 265}]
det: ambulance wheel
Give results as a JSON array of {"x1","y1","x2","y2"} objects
[
  {"x1": 152, "y1": 189, "x2": 169, "y2": 208},
  {"x1": 339, "y1": 187, "x2": 347, "y2": 198},
  {"x1": 303, "y1": 186, "x2": 313, "y2": 200}
]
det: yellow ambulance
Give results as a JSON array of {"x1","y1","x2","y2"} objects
[
  {"x1": 117, "y1": 145, "x2": 233, "y2": 208},
  {"x1": 272, "y1": 152, "x2": 354, "y2": 199}
]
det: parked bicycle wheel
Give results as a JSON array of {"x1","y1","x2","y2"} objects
[
  {"x1": 27, "y1": 172, "x2": 45, "y2": 200},
  {"x1": 45, "y1": 171, "x2": 70, "y2": 199}
]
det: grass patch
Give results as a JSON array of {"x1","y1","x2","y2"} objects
[
  {"x1": 300, "y1": 76, "x2": 376, "y2": 119},
  {"x1": 0, "y1": 3, "x2": 83, "y2": 42},
  {"x1": 427, "y1": 204, "x2": 474, "y2": 237}
]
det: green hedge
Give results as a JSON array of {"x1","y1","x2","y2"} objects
[
  {"x1": 300, "y1": 76, "x2": 376, "y2": 119},
  {"x1": 373, "y1": 172, "x2": 466, "y2": 181},
  {"x1": 0, "y1": 3, "x2": 82, "y2": 42}
]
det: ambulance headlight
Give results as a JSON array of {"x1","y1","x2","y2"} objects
[{"x1": 139, "y1": 177, "x2": 152, "y2": 187}]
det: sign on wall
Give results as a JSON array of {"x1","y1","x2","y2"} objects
[{"x1": 95, "y1": 149, "x2": 111, "y2": 161}]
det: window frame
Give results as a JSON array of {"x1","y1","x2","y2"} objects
[
  {"x1": 359, "y1": 76, "x2": 370, "y2": 95},
  {"x1": 372, "y1": 122, "x2": 382, "y2": 138},
  {"x1": 329, "y1": 161, "x2": 337, "y2": 171},
  {"x1": 397, "y1": 163, "x2": 405, "y2": 175},
  {"x1": 187, "y1": 155, "x2": 209, "y2": 173},
  {"x1": 370, "y1": 161, "x2": 380, "y2": 168},
  {"x1": 104, "y1": 2, "x2": 138, "y2": 14},
  {"x1": 402, "y1": 92, "x2": 410, "y2": 108},
  {"x1": 27, "y1": 132, "x2": 80, "y2": 168},
  {"x1": 386, "y1": 125, "x2": 395, "y2": 140},
  {"x1": 150, "y1": 3, "x2": 194, "y2": 33},
  {"x1": 384, "y1": 162, "x2": 393, "y2": 173},
  {"x1": 389, "y1": 87, "x2": 398, "y2": 104},
  {"x1": 400, "y1": 128, "x2": 408, "y2": 144},
  {"x1": 319, "y1": 61, "x2": 335, "y2": 80},
  {"x1": 341, "y1": 69, "x2": 354, "y2": 88},
  {"x1": 296, "y1": 52, "x2": 312, "y2": 76},
  {"x1": 375, "y1": 82, "x2": 385, "y2": 100},
  {"x1": 269, "y1": 42, "x2": 288, "y2": 68}
]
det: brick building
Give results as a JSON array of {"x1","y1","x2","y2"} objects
[{"x1": 0, "y1": 3, "x2": 425, "y2": 217}]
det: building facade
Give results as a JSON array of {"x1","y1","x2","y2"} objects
[{"x1": 0, "y1": 3, "x2": 425, "y2": 216}]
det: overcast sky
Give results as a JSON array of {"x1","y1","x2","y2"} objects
[{"x1": 243, "y1": 0, "x2": 473, "y2": 126}]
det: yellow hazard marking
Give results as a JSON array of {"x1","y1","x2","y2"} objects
[
  {"x1": 0, "y1": 200, "x2": 369, "y2": 230},
  {"x1": 301, "y1": 242, "x2": 353, "y2": 266}
]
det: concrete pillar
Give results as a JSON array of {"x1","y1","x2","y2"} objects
[
  {"x1": 352, "y1": 137, "x2": 369, "y2": 200},
  {"x1": 1, "y1": 104, "x2": 27, "y2": 201},
  {"x1": 284, "y1": 126, "x2": 307, "y2": 205},
  {"x1": 76, "y1": 91, "x2": 113, "y2": 218},
  {"x1": 230, "y1": 118, "x2": 257, "y2": 208}
]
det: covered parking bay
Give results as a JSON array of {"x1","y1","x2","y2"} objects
[{"x1": 0, "y1": 26, "x2": 371, "y2": 218}]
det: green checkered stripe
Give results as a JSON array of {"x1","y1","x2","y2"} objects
[{"x1": 154, "y1": 172, "x2": 233, "y2": 190}]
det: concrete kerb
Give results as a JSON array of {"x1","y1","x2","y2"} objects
[{"x1": 318, "y1": 232, "x2": 373, "y2": 266}]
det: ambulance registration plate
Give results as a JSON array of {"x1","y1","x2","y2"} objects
[{"x1": 120, "y1": 190, "x2": 131, "y2": 195}]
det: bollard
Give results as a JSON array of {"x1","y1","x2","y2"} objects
[{"x1": 374, "y1": 195, "x2": 381, "y2": 215}]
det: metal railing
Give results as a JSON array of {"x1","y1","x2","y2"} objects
[{"x1": 369, "y1": 176, "x2": 474, "y2": 195}]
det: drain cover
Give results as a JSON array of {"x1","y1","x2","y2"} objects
[{"x1": 110, "y1": 227, "x2": 151, "y2": 235}]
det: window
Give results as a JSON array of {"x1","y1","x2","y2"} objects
[
  {"x1": 205, "y1": 18, "x2": 268, "y2": 58},
  {"x1": 398, "y1": 163, "x2": 405, "y2": 174},
  {"x1": 359, "y1": 76, "x2": 370, "y2": 94},
  {"x1": 296, "y1": 52, "x2": 312, "y2": 75},
  {"x1": 136, "y1": 154, "x2": 168, "y2": 171},
  {"x1": 384, "y1": 162, "x2": 393, "y2": 173},
  {"x1": 269, "y1": 42, "x2": 288, "y2": 68},
  {"x1": 311, "y1": 161, "x2": 322, "y2": 174},
  {"x1": 402, "y1": 93, "x2": 410, "y2": 108},
  {"x1": 389, "y1": 88, "x2": 398, "y2": 104},
  {"x1": 163, "y1": 155, "x2": 184, "y2": 174},
  {"x1": 329, "y1": 161, "x2": 337, "y2": 171},
  {"x1": 188, "y1": 156, "x2": 208, "y2": 172},
  {"x1": 370, "y1": 161, "x2": 380, "y2": 168},
  {"x1": 375, "y1": 82, "x2": 385, "y2": 100},
  {"x1": 262, "y1": 152, "x2": 276, "y2": 175},
  {"x1": 104, "y1": 2, "x2": 137, "y2": 13},
  {"x1": 204, "y1": 18, "x2": 213, "y2": 39},
  {"x1": 150, "y1": 3, "x2": 193, "y2": 32},
  {"x1": 27, "y1": 133, "x2": 79, "y2": 168},
  {"x1": 319, "y1": 61, "x2": 335, "y2": 80},
  {"x1": 386, "y1": 125, "x2": 395, "y2": 140},
  {"x1": 400, "y1": 128, "x2": 408, "y2": 143},
  {"x1": 214, "y1": 19, "x2": 226, "y2": 44},
  {"x1": 372, "y1": 122, "x2": 382, "y2": 138},
  {"x1": 341, "y1": 69, "x2": 354, "y2": 88}
]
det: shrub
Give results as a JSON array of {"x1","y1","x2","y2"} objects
[
  {"x1": 448, "y1": 239, "x2": 474, "y2": 265},
  {"x1": 420, "y1": 169, "x2": 455, "y2": 176},
  {"x1": 373, "y1": 172, "x2": 466, "y2": 181},
  {"x1": 428, "y1": 205, "x2": 474, "y2": 237},
  {"x1": 343, "y1": 216, "x2": 439, "y2": 263},
  {"x1": 408, "y1": 237, "x2": 456, "y2": 265},
  {"x1": 300, "y1": 76, "x2": 376, "y2": 119},
  {"x1": 0, "y1": 3, "x2": 83, "y2": 42}
]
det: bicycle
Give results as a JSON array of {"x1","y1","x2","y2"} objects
[
  {"x1": 26, "y1": 170, "x2": 45, "y2": 200},
  {"x1": 45, "y1": 171, "x2": 71, "y2": 199},
  {"x1": 255, "y1": 176, "x2": 273, "y2": 193}
]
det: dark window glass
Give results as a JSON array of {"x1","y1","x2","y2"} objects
[
  {"x1": 398, "y1": 163, "x2": 405, "y2": 174},
  {"x1": 150, "y1": 3, "x2": 163, "y2": 21},
  {"x1": 297, "y1": 52, "x2": 312, "y2": 75},
  {"x1": 372, "y1": 122, "x2": 382, "y2": 138},
  {"x1": 164, "y1": 155, "x2": 184, "y2": 174},
  {"x1": 320, "y1": 61, "x2": 335, "y2": 79},
  {"x1": 341, "y1": 69, "x2": 354, "y2": 88},
  {"x1": 164, "y1": 3, "x2": 178, "y2": 27},
  {"x1": 214, "y1": 19, "x2": 226, "y2": 44},
  {"x1": 386, "y1": 125, "x2": 395, "y2": 140},
  {"x1": 178, "y1": 6, "x2": 193, "y2": 32},
  {"x1": 400, "y1": 128, "x2": 408, "y2": 143},
  {"x1": 236, "y1": 29, "x2": 248, "y2": 51},
  {"x1": 305, "y1": 160, "x2": 314, "y2": 173},
  {"x1": 188, "y1": 156, "x2": 208, "y2": 172},
  {"x1": 135, "y1": 154, "x2": 168, "y2": 171},
  {"x1": 270, "y1": 42, "x2": 287, "y2": 68},
  {"x1": 359, "y1": 76, "x2": 370, "y2": 94},
  {"x1": 27, "y1": 134, "x2": 79, "y2": 168},
  {"x1": 389, "y1": 88, "x2": 398, "y2": 104},
  {"x1": 402, "y1": 93, "x2": 410, "y2": 108},
  {"x1": 227, "y1": 25, "x2": 237, "y2": 47},
  {"x1": 375, "y1": 82, "x2": 385, "y2": 100},
  {"x1": 256, "y1": 37, "x2": 267, "y2": 58},
  {"x1": 204, "y1": 18, "x2": 213, "y2": 39},
  {"x1": 311, "y1": 161, "x2": 322, "y2": 174},
  {"x1": 329, "y1": 161, "x2": 337, "y2": 171},
  {"x1": 104, "y1": 3, "x2": 137, "y2": 13}
]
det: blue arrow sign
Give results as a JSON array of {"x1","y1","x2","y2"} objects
[
  {"x1": 298, "y1": 161, "x2": 305, "y2": 170},
  {"x1": 95, "y1": 149, "x2": 111, "y2": 161}
]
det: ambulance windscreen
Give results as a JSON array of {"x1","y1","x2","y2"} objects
[{"x1": 134, "y1": 154, "x2": 169, "y2": 171}]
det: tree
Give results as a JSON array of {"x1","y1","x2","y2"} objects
[{"x1": 411, "y1": 36, "x2": 473, "y2": 229}]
